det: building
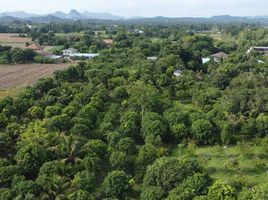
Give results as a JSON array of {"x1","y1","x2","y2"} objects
[
  {"x1": 26, "y1": 43, "x2": 43, "y2": 52},
  {"x1": 258, "y1": 60, "x2": 265, "y2": 64},
  {"x1": 147, "y1": 56, "x2": 158, "y2": 61},
  {"x1": 62, "y1": 48, "x2": 79, "y2": 56},
  {"x1": 103, "y1": 39, "x2": 114, "y2": 45},
  {"x1": 247, "y1": 47, "x2": 268, "y2": 54},
  {"x1": 69, "y1": 53, "x2": 99, "y2": 59},
  {"x1": 202, "y1": 57, "x2": 211, "y2": 64},
  {"x1": 174, "y1": 70, "x2": 183, "y2": 77},
  {"x1": 210, "y1": 52, "x2": 228, "y2": 62}
]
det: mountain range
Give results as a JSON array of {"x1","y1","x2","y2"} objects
[
  {"x1": 0, "y1": 10, "x2": 125, "y2": 20},
  {"x1": 1, "y1": 10, "x2": 268, "y2": 24}
]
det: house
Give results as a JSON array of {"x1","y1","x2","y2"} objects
[
  {"x1": 258, "y1": 60, "x2": 265, "y2": 64},
  {"x1": 26, "y1": 24, "x2": 32, "y2": 29},
  {"x1": 147, "y1": 56, "x2": 158, "y2": 61},
  {"x1": 202, "y1": 57, "x2": 211, "y2": 64},
  {"x1": 26, "y1": 43, "x2": 43, "y2": 52},
  {"x1": 62, "y1": 48, "x2": 79, "y2": 56},
  {"x1": 103, "y1": 39, "x2": 114, "y2": 45},
  {"x1": 174, "y1": 70, "x2": 183, "y2": 77},
  {"x1": 69, "y1": 53, "x2": 99, "y2": 59},
  {"x1": 247, "y1": 47, "x2": 268, "y2": 54},
  {"x1": 210, "y1": 52, "x2": 228, "y2": 62}
]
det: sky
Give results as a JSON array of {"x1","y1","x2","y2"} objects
[{"x1": 0, "y1": 0, "x2": 268, "y2": 17}]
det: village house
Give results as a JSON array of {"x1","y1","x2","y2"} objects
[
  {"x1": 202, "y1": 52, "x2": 228, "y2": 64},
  {"x1": 26, "y1": 43, "x2": 44, "y2": 53},
  {"x1": 174, "y1": 69, "x2": 183, "y2": 77},
  {"x1": 210, "y1": 52, "x2": 228, "y2": 62},
  {"x1": 62, "y1": 48, "x2": 79, "y2": 56},
  {"x1": 103, "y1": 39, "x2": 114, "y2": 45},
  {"x1": 147, "y1": 56, "x2": 158, "y2": 61},
  {"x1": 247, "y1": 47, "x2": 268, "y2": 54},
  {"x1": 62, "y1": 48, "x2": 99, "y2": 59},
  {"x1": 69, "y1": 53, "x2": 99, "y2": 59}
]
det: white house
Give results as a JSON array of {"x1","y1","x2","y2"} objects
[
  {"x1": 63, "y1": 48, "x2": 79, "y2": 56},
  {"x1": 147, "y1": 56, "x2": 158, "y2": 61},
  {"x1": 202, "y1": 57, "x2": 211, "y2": 64},
  {"x1": 247, "y1": 47, "x2": 268, "y2": 54},
  {"x1": 174, "y1": 70, "x2": 183, "y2": 77},
  {"x1": 69, "y1": 53, "x2": 100, "y2": 59}
]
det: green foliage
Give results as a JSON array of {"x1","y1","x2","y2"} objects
[
  {"x1": 191, "y1": 119, "x2": 214, "y2": 144},
  {"x1": 72, "y1": 171, "x2": 96, "y2": 191},
  {"x1": 143, "y1": 157, "x2": 204, "y2": 193},
  {"x1": 166, "y1": 173, "x2": 212, "y2": 200},
  {"x1": 1, "y1": 23, "x2": 268, "y2": 200},
  {"x1": 14, "y1": 144, "x2": 48, "y2": 176},
  {"x1": 207, "y1": 181, "x2": 236, "y2": 200},
  {"x1": 140, "y1": 186, "x2": 164, "y2": 200},
  {"x1": 102, "y1": 171, "x2": 130, "y2": 199}
]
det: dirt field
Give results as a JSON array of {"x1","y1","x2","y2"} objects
[
  {"x1": 0, "y1": 63, "x2": 73, "y2": 89},
  {"x1": 0, "y1": 33, "x2": 32, "y2": 48}
]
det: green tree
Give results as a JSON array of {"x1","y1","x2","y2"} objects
[
  {"x1": 143, "y1": 157, "x2": 204, "y2": 193},
  {"x1": 72, "y1": 171, "x2": 96, "y2": 192},
  {"x1": 140, "y1": 186, "x2": 164, "y2": 200},
  {"x1": 102, "y1": 171, "x2": 130, "y2": 199},
  {"x1": 207, "y1": 181, "x2": 236, "y2": 200},
  {"x1": 14, "y1": 143, "x2": 48, "y2": 177},
  {"x1": 191, "y1": 119, "x2": 214, "y2": 144}
]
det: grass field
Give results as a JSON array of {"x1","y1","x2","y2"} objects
[
  {"x1": 173, "y1": 144, "x2": 268, "y2": 187},
  {"x1": 0, "y1": 88, "x2": 22, "y2": 99},
  {"x1": 0, "y1": 63, "x2": 74, "y2": 89},
  {"x1": 0, "y1": 33, "x2": 32, "y2": 48}
]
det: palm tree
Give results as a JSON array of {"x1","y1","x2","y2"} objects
[{"x1": 40, "y1": 175, "x2": 71, "y2": 200}]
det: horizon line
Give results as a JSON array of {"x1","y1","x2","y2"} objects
[{"x1": 0, "y1": 10, "x2": 267, "y2": 19}]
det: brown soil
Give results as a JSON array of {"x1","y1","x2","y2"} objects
[{"x1": 0, "y1": 63, "x2": 73, "y2": 89}]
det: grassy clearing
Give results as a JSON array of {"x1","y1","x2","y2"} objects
[
  {"x1": 194, "y1": 145, "x2": 268, "y2": 186},
  {"x1": 0, "y1": 88, "x2": 21, "y2": 99},
  {"x1": 55, "y1": 32, "x2": 85, "y2": 37},
  {"x1": 0, "y1": 42, "x2": 27, "y2": 48}
]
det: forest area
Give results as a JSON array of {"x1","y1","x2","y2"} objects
[{"x1": 0, "y1": 20, "x2": 268, "y2": 200}]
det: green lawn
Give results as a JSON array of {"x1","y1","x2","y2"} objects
[
  {"x1": 55, "y1": 32, "x2": 85, "y2": 37},
  {"x1": 0, "y1": 88, "x2": 21, "y2": 99},
  {"x1": 194, "y1": 145, "x2": 268, "y2": 187},
  {"x1": 0, "y1": 42, "x2": 26, "y2": 48}
]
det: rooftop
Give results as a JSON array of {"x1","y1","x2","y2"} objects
[{"x1": 211, "y1": 52, "x2": 228, "y2": 59}]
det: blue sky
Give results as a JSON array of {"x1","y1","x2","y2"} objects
[{"x1": 0, "y1": 0, "x2": 267, "y2": 17}]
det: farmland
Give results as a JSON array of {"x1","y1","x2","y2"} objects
[
  {"x1": 0, "y1": 33, "x2": 32, "y2": 48},
  {"x1": 0, "y1": 63, "x2": 73, "y2": 94}
]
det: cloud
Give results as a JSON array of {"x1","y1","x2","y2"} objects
[{"x1": 0, "y1": 0, "x2": 267, "y2": 17}]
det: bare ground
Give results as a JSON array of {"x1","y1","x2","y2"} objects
[
  {"x1": 0, "y1": 33, "x2": 32, "y2": 43},
  {"x1": 0, "y1": 63, "x2": 73, "y2": 89}
]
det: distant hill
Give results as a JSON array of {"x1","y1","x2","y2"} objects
[
  {"x1": 1, "y1": 11, "x2": 268, "y2": 24},
  {"x1": 0, "y1": 9, "x2": 125, "y2": 21},
  {"x1": 0, "y1": 11, "x2": 40, "y2": 18}
]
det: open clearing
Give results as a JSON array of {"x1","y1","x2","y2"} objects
[
  {"x1": 0, "y1": 63, "x2": 73, "y2": 89},
  {"x1": 0, "y1": 33, "x2": 32, "y2": 48}
]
